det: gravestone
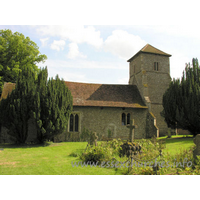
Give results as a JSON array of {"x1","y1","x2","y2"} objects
[
  {"x1": 89, "y1": 132, "x2": 98, "y2": 146},
  {"x1": 126, "y1": 119, "x2": 135, "y2": 142},
  {"x1": 193, "y1": 134, "x2": 200, "y2": 160},
  {"x1": 167, "y1": 128, "x2": 172, "y2": 138}
]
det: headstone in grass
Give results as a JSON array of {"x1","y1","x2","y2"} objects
[
  {"x1": 193, "y1": 134, "x2": 200, "y2": 160},
  {"x1": 89, "y1": 132, "x2": 98, "y2": 146},
  {"x1": 167, "y1": 128, "x2": 171, "y2": 138}
]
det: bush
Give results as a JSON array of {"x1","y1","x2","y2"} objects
[
  {"x1": 80, "y1": 127, "x2": 92, "y2": 142},
  {"x1": 80, "y1": 145, "x2": 113, "y2": 164},
  {"x1": 119, "y1": 141, "x2": 141, "y2": 158},
  {"x1": 69, "y1": 152, "x2": 79, "y2": 157},
  {"x1": 43, "y1": 141, "x2": 53, "y2": 147}
]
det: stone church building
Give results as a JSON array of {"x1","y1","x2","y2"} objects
[{"x1": 0, "y1": 44, "x2": 172, "y2": 143}]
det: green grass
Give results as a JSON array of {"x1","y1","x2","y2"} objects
[
  {"x1": 0, "y1": 136, "x2": 195, "y2": 175},
  {"x1": 0, "y1": 142, "x2": 121, "y2": 175},
  {"x1": 158, "y1": 135, "x2": 194, "y2": 155}
]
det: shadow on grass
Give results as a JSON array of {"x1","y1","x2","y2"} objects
[{"x1": 0, "y1": 143, "x2": 48, "y2": 149}]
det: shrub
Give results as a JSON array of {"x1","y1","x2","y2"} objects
[
  {"x1": 69, "y1": 152, "x2": 79, "y2": 157},
  {"x1": 80, "y1": 127, "x2": 92, "y2": 142},
  {"x1": 80, "y1": 145, "x2": 113, "y2": 164},
  {"x1": 43, "y1": 140, "x2": 53, "y2": 147}
]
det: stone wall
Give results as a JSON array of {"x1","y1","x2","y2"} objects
[
  {"x1": 62, "y1": 106, "x2": 150, "y2": 141},
  {"x1": 146, "y1": 71, "x2": 171, "y2": 104},
  {"x1": 141, "y1": 53, "x2": 170, "y2": 74},
  {"x1": 177, "y1": 129, "x2": 191, "y2": 135},
  {"x1": 146, "y1": 112, "x2": 159, "y2": 138},
  {"x1": 0, "y1": 106, "x2": 159, "y2": 143},
  {"x1": 129, "y1": 54, "x2": 141, "y2": 76}
]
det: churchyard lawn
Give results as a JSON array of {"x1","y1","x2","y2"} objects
[{"x1": 0, "y1": 136, "x2": 195, "y2": 175}]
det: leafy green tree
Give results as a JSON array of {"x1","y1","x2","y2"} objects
[
  {"x1": 0, "y1": 66, "x2": 36, "y2": 143},
  {"x1": 0, "y1": 29, "x2": 47, "y2": 95},
  {"x1": 162, "y1": 58, "x2": 200, "y2": 136},
  {"x1": 33, "y1": 68, "x2": 73, "y2": 143}
]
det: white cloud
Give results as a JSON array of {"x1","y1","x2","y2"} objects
[
  {"x1": 40, "y1": 37, "x2": 49, "y2": 47},
  {"x1": 36, "y1": 25, "x2": 103, "y2": 49},
  {"x1": 170, "y1": 52, "x2": 190, "y2": 80},
  {"x1": 50, "y1": 40, "x2": 65, "y2": 51},
  {"x1": 67, "y1": 43, "x2": 87, "y2": 59},
  {"x1": 104, "y1": 30, "x2": 146, "y2": 60}
]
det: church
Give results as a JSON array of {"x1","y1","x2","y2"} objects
[{"x1": 0, "y1": 44, "x2": 172, "y2": 143}]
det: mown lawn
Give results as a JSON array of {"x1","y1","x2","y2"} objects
[
  {"x1": 0, "y1": 136, "x2": 195, "y2": 175},
  {"x1": 159, "y1": 135, "x2": 194, "y2": 155},
  {"x1": 0, "y1": 142, "x2": 121, "y2": 175}
]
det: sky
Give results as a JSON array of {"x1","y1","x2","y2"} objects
[
  {"x1": 1, "y1": 0, "x2": 200, "y2": 86},
  {"x1": 1, "y1": 25, "x2": 200, "y2": 85}
]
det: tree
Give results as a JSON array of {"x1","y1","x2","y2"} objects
[
  {"x1": 33, "y1": 68, "x2": 73, "y2": 143},
  {"x1": 0, "y1": 66, "x2": 36, "y2": 143},
  {"x1": 0, "y1": 29, "x2": 47, "y2": 95},
  {"x1": 0, "y1": 66, "x2": 73, "y2": 144},
  {"x1": 162, "y1": 58, "x2": 200, "y2": 136}
]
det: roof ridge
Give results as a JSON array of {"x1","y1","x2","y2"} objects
[
  {"x1": 141, "y1": 44, "x2": 171, "y2": 55},
  {"x1": 127, "y1": 44, "x2": 171, "y2": 62},
  {"x1": 64, "y1": 81, "x2": 132, "y2": 86}
]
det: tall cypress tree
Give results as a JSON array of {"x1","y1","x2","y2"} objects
[
  {"x1": 163, "y1": 58, "x2": 200, "y2": 136},
  {"x1": 33, "y1": 69, "x2": 73, "y2": 143},
  {"x1": 0, "y1": 66, "x2": 36, "y2": 143}
]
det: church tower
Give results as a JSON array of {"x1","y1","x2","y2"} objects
[{"x1": 128, "y1": 44, "x2": 171, "y2": 136}]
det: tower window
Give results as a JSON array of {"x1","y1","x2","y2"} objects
[{"x1": 154, "y1": 62, "x2": 159, "y2": 71}]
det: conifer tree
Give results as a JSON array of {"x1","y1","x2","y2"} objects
[
  {"x1": 0, "y1": 66, "x2": 73, "y2": 143},
  {"x1": 33, "y1": 68, "x2": 73, "y2": 143},
  {"x1": 162, "y1": 58, "x2": 200, "y2": 136},
  {"x1": 0, "y1": 66, "x2": 36, "y2": 143}
]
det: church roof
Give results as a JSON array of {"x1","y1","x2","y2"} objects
[
  {"x1": 0, "y1": 82, "x2": 147, "y2": 109},
  {"x1": 0, "y1": 82, "x2": 15, "y2": 100},
  {"x1": 65, "y1": 81, "x2": 147, "y2": 108},
  {"x1": 127, "y1": 44, "x2": 171, "y2": 62}
]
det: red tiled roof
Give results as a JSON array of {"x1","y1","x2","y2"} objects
[
  {"x1": 65, "y1": 81, "x2": 147, "y2": 108},
  {"x1": 0, "y1": 81, "x2": 147, "y2": 109},
  {"x1": 0, "y1": 82, "x2": 16, "y2": 100},
  {"x1": 127, "y1": 44, "x2": 171, "y2": 62}
]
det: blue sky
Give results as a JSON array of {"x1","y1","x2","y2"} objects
[{"x1": 1, "y1": 26, "x2": 200, "y2": 85}]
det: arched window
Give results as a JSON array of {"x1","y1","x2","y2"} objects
[
  {"x1": 127, "y1": 113, "x2": 130, "y2": 125},
  {"x1": 70, "y1": 114, "x2": 74, "y2": 132},
  {"x1": 75, "y1": 114, "x2": 79, "y2": 132},
  {"x1": 69, "y1": 113, "x2": 80, "y2": 132},
  {"x1": 121, "y1": 113, "x2": 131, "y2": 126},
  {"x1": 122, "y1": 113, "x2": 126, "y2": 125}
]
